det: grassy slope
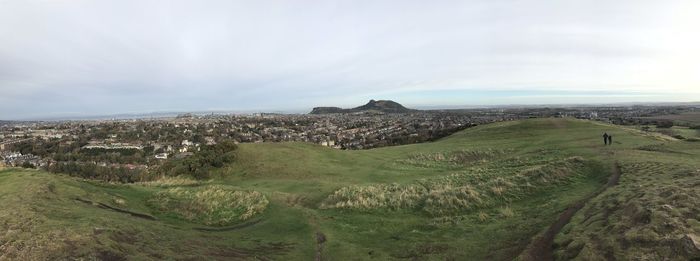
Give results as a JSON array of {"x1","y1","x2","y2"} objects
[
  {"x1": 1, "y1": 118, "x2": 695, "y2": 260},
  {"x1": 552, "y1": 137, "x2": 700, "y2": 260}
]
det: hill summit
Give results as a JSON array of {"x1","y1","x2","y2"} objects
[{"x1": 310, "y1": 99, "x2": 415, "y2": 114}]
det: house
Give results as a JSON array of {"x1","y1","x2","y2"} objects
[
  {"x1": 174, "y1": 152, "x2": 194, "y2": 159},
  {"x1": 320, "y1": 140, "x2": 335, "y2": 147},
  {"x1": 155, "y1": 153, "x2": 168, "y2": 159}
]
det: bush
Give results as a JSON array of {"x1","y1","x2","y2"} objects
[
  {"x1": 20, "y1": 161, "x2": 35, "y2": 169},
  {"x1": 157, "y1": 141, "x2": 238, "y2": 180},
  {"x1": 656, "y1": 120, "x2": 673, "y2": 128},
  {"x1": 46, "y1": 162, "x2": 144, "y2": 183}
]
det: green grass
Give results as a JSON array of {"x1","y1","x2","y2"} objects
[{"x1": 1, "y1": 118, "x2": 697, "y2": 260}]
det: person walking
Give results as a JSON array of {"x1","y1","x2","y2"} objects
[
  {"x1": 608, "y1": 135, "x2": 613, "y2": 145},
  {"x1": 603, "y1": 132, "x2": 609, "y2": 145}
]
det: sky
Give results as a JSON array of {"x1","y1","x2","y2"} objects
[{"x1": 1, "y1": 0, "x2": 699, "y2": 120}]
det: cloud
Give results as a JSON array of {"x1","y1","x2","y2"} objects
[{"x1": 0, "y1": 0, "x2": 699, "y2": 119}]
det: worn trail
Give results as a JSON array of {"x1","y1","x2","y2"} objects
[
  {"x1": 519, "y1": 162, "x2": 621, "y2": 261},
  {"x1": 74, "y1": 197, "x2": 158, "y2": 220}
]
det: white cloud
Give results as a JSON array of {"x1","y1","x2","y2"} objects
[{"x1": 0, "y1": 0, "x2": 698, "y2": 119}]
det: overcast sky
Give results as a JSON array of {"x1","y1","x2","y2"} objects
[{"x1": 1, "y1": 0, "x2": 699, "y2": 119}]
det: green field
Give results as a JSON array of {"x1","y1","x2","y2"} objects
[
  {"x1": 1, "y1": 118, "x2": 698, "y2": 260},
  {"x1": 640, "y1": 111, "x2": 700, "y2": 125},
  {"x1": 629, "y1": 125, "x2": 700, "y2": 141}
]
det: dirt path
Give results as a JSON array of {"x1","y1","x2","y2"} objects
[
  {"x1": 74, "y1": 197, "x2": 158, "y2": 220},
  {"x1": 519, "y1": 162, "x2": 621, "y2": 261},
  {"x1": 296, "y1": 208, "x2": 326, "y2": 261},
  {"x1": 315, "y1": 231, "x2": 327, "y2": 261}
]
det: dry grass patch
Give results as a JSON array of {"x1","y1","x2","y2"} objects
[
  {"x1": 499, "y1": 206, "x2": 515, "y2": 218},
  {"x1": 322, "y1": 156, "x2": 588, "y2": 215},
  {"x1": 320, "y1": 183, "x2": 427, "y2": 210},
  {"x1": 399, "y1": 149, "x2": 512, "y2": 168},
  {"x1": 137, "y1": 176, "x2": 204, "y2": 187},
  {"x1": 148, "y1": 185, "x2": 268, "y2": 226},
  {"x1": 478, "y1": 211, "x2": 489, "y2": 222}
]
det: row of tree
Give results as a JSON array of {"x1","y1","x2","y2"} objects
[
  {"x1": 43, "y1": 141, "x2": 239, "y2": 182},
  {"x1": 155, "y1": 141, "x2": 238, "y2": 179},
  {"x1": 46, "y1": 162, "x2": 145, "y2": 183}
]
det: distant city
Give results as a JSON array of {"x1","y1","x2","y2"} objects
[{"x1": 1, "y1": 100, "x2": 698, "y2": 182}]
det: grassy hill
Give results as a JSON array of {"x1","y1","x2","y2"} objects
[
  {"x1": 310, "y1": 99, "x2": 414, "y2": 114},
  {"x1": 1, "y1": 118, "x2": 698, "y2": 260}
]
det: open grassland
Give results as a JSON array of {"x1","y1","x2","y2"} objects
[{"x1": 1, "y1": 118, "x2": 698, "y2": 260}]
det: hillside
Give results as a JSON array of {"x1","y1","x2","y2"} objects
[
  {"x1": 310, "y1": 99, "x2": 415, "y2": 114},
  {"x1": 1, "y1": 118, "x2": 699, "y2": 260}
]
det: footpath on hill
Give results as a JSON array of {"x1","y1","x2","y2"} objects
[{"x1": 518, "y1": 161, "x2": 622, "y2": 261}]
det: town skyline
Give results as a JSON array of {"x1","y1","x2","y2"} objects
[{"x1": 2, "y1": 99, "x2": 700, "y2": 121}]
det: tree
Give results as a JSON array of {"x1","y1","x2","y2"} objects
[
  {"x1": 21, "y1": 161, "x2": 35, "y2": 169},
  {"x1": 656, "y1": 120, "x2": 674, "y2": 128}
]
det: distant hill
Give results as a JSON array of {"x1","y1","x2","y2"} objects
[{"x1": 310, "y1": 99, "x2": 415, "y2": 114}]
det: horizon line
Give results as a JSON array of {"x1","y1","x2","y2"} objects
[{"x1": 3, "y1": 100, "x2": 699, "y2": 122}]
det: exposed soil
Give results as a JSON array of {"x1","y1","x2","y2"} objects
[
  {"x1": 74, "y1": 198, "x2": 158, "y2": 220},
  {"x1": 96, "y1": 249, "x2": 128, "y2": 261},
  {"x1": 315, "y1": 232, "x2": 326, "y2": 261},
  {"x1": 519, "y1": 162, "x2": 621, "y2": 261}
]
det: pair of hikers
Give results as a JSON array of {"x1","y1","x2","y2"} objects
[{"x1": 603, "y1": 132, "x2": 613, "y2": 145}]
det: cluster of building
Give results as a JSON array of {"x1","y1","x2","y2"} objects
[
  {"x1": 0, "y1": 151, "x2": 41, "y2": 168},
  {"x1": 0, "y1": 104, "x2": 697, "y2": 170}
]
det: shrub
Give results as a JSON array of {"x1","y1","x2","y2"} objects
[
  {"x1": 20, "y1": 161, "x2": 35, "y2": 169},
  {"x1": 156, "y1": 141, "x2": 238, "y2": 180},
  {"x1": 656, "y1": 120, "x2": 673, "y2": 128}
]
